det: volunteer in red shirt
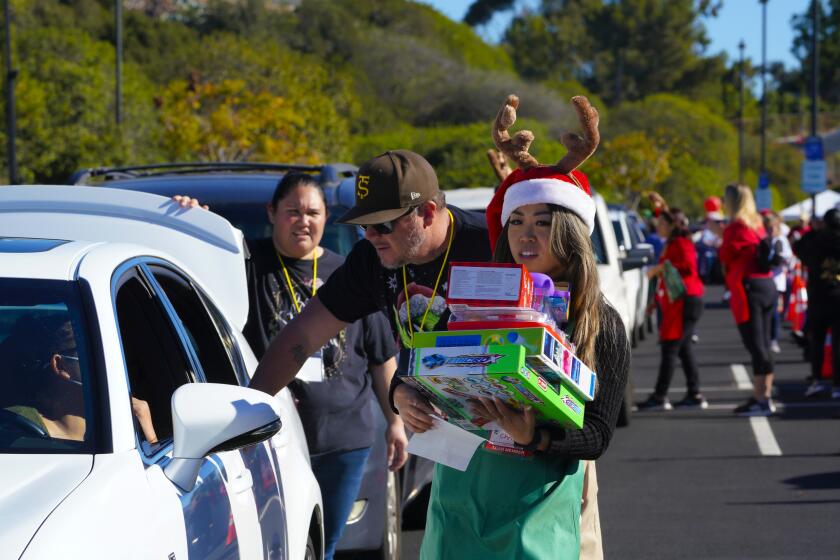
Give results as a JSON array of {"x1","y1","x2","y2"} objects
[
  {"x1": 638, "y1": 202, "x2": 708, "y2": 411},
  {"x1": 719, "y1": 184, "x2": 777, "y2": 416}
]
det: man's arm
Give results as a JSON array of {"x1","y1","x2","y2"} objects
[
  {"x1": 371, "y1": 357, "x2": 408, "y2": 471},
  {"x1": 249, "y1": 296, "x2": 347, "y2": 395}
]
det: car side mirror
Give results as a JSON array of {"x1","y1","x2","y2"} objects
[
  {"x1": 621, "y1": 244, "x2": 654, "y2": 272},
  {"x1": 164, "y1": 383, "x2": 281, "y2": 492}
]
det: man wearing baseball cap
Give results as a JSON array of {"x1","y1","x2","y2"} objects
[{"x1": 250, "y1": 150, "x2": 491, "y2": 410}]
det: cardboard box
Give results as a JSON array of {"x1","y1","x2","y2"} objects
[
  {"x1": 412, "y1": 326, "x2": 596, "y2": 402},
  {"x1": 446, "y1": 262, "x2": 533, "y2": 308},
  {"x1": 401, "y1": 345, "x2": 585, "y2": 431}
]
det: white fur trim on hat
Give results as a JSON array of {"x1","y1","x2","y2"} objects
[{"x1": 501, "y1": 178, "x2": 596, "y2": 234}]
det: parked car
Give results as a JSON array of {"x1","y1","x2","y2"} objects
[
  {"x1": 0, "y1": 185, "x2": 322, "y2": 559},
  {"x1": 608, "y1": 205, "x2": 654, "y2": 347},
  {"x1": 72, "y1": 162, "x2": 433, "y2": 558},
  {"x1": 431, "y1": 187, "x2": 639, "y2": 426}
]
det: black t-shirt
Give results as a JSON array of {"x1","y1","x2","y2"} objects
[
  {"x1": 243, "y1": 239, "x2": 397, "y2": 455},
  {"x1": 317, "y1": 206, "x2": 491, "y2": 368}
]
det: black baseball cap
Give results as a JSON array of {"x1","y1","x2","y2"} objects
[{"x1": 337, "y1": 150, "x2": 439, "y2": 225}]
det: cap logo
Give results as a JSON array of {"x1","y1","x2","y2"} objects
[
  {"x1": 410, "y1": 192, "x2": 421, "y2": 200},
  {"x1": 356, "y1": 175, "x2": 370, "y2": 199}
]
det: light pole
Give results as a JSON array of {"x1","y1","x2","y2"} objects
[
  {"x1": 809, "y1": 0, "x2": 819, "y2": 217},
  {"x1": 115, "y1": 0, "x2": 122, "y2": 126},
  {"x1": 3, "y1": 0, "x2": 17, "y2": 184},
  {"x1": 738, "y1": 40, "x2": 746, "y2": 183},
  {"x1": 759, "y1": 0, "x2": 767, "y2": 181}
]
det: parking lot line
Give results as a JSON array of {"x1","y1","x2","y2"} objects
[
  {"x1": 634, "y1": 385, "x2": 753, "y2": 394},
  {"x1": 749, "y1": 417, "x2": 782, "y2": 456},
  {"x1": 730, "y1": 363, "x2": 754, "y2": 390}
]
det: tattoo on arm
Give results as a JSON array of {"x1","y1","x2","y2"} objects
[{"x1": 291, "y1": 344, "x2": 307, "y2": 367}]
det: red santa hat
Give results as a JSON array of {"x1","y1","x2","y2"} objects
[{"x1": 486, "y1": 166, "x2": 595, "y2": 252}]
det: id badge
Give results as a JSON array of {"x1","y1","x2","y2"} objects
[{"x1": 297, "y1": 351, "x2": 326, "y2": 383}]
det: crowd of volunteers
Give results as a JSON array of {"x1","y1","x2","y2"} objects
[{"x1": 174, "y1": 92, "x2": 839, "y2": 559}]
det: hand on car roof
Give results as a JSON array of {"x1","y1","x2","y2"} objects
[{"x1": 172, "y1": 195, "x2": 209, "y2": 210}]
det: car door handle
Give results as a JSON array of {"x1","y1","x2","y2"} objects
[{"x1": 230, "y1": 469, "x2": 253, "y2": 494}]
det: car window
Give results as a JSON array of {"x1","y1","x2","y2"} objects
[
  {"x1": 147, "y1": 265, "x2": 241, "y2": 387},
  {"x1": 115, "y1": 271, "x2": 194, "y2": 453},
  {"x1": 590, "y1": 220, "x2": 607, "y2": 264},
  {"x1": 611, "y1": 220, "x2": 626, "y2": 249},
  {"x1": 0, "y1": 279, "x2": 96, "y2": 453}
]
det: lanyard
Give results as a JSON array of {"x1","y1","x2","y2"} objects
[
  {"x1": 276, "y1": 250, "x2": 318, "y2": 314},
  {"x1": 402, "y1": 209, "x2": 455, "y2": 343}
]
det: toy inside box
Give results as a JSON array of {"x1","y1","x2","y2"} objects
[
  {"x1": 401, "y1": 345, "x2": 585, "y2": 431},
  {"x1": 413, "y1": 325, "x2": 596, "y2": 402}
]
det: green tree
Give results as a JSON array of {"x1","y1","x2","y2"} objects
[
  {"x1": 158, "y1": 78, "x2": 316, "y2": 163},
  {"x1": 792, "y1": 0, "x2": 840, "y2": 104},
  {"x1": 586, "y1": 132, "x2": 671, "y2": 208},
  {"x1": 0, "y1": 26, "x2": 159, "y2": 183}
]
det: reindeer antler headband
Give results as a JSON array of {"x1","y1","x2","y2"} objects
[
  {"x1": 491, "y1": 94, "x2": 600, "y2": 175},
  {"x1": 485, "y1": 95, "x2": 601, "y2": 249}
]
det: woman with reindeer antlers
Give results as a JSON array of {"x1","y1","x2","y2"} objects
[{"x1": 399, "y1": 95, "x2": 630, "y2": 559}]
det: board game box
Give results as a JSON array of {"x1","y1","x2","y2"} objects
[
  {"x1": 412, "y1": 326, "x2": 596, "y2": 402},
  {"x1": 446, "y1": 262, "x2": 533, "y2": 308},
  {"x1": 400, "y1": 345, "x2": 585, "y2": 431}
]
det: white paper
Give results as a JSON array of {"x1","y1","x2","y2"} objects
[
  {"x1": 296, "y1": 356, "x2": 325, "y2": 383},
  {"x1": 406, "y1": 416, "x2": 486, "y2": 471}
]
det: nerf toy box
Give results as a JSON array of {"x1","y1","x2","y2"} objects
[
  {"x1": 413, "y1": 326, "x2": 596, "y2": 402},
  {"x1": 400, "y1": 345, "x2": 585, "y2": 431},
  {"x1": 446, "y1": 262, "x2": 533, "y2": 308}
]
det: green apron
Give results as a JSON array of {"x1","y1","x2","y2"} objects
[{"x1": 420, "y1": 445, "x2": 584, "y2": 560}]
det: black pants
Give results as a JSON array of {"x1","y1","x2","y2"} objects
[
  {"x1": 736, "y1": 278, "x2": 776, "y2": 377},
  {"x1": 655, "y1": 296, "x2": 704, "y2": 397},
  {"x1": 809, "y1": 292, "x2": 840, "y2": 385}
]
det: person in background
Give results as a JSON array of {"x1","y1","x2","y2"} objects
[
  {"x1": 638, "y1": 196, "x2": 707, "y2": 411},
  {"x1": 176, "y1": 172, "x2": 406, "y2": 560},
  {"x1": 794, "y1": 208, "x2": 840, "y2": 399},
  {"x1": 719, "y1": 184, "x2": 778, "y2": 416},
  {"x1": 762, "y1": 211, "x2": 793, "y2": 354}
]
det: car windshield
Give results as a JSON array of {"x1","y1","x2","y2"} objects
[
  {"x1": 206, "y1": 201, "x2": 360, "y2": 257},
  {"x1": 0, "y1": 279, "x2": 96, "y2": 453}
]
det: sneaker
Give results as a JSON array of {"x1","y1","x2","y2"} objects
[
  {"x1": 770, "y1": 340, "x2": 781, "y2": 354},
  {"x1": 831, "y1": 388, "x2": 840, "y2": 400},
  {"x1": 691, "y1": 334, "x2": 700, "y2": 344},
  {"x1": 804, "y1": 381, "x2": 831, "y2": 398},
  {"x1": 675, "y1": 393, "x2": 709, "y2": 409},
  {"x1": 637, "y1": 394, "x2": 673, "y2": 411},
  {"x1": 733, "y1": 398, "x2": 773, "y2": 417}
]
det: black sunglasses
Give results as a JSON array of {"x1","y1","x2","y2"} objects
[{"x1": 360, "y1": 206, "x2": 418, "y2": 235}]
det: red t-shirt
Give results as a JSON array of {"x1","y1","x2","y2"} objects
[
  {"x1": 657, "y1": 236, "x2": 704, "y2": 340},
  {"x1": 719, "y1": 220, "x2": 771, "y2": 324}
]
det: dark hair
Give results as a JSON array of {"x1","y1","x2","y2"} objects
[
  {"x1": 825, "y1": 208, "x2": 840, "y2": 232},
  {"x1": 270, "y1": 172, "x2": 325, "y2": 208},
  {"x1": 660, "y1": 207, "x2": 690, "y2": 239}
]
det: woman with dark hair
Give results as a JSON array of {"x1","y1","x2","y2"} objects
[
  {"x1": 720, "y1": 184, "x2": 777, "y2": 416},
  {"x1": 394, "y1": 95, "x2": 628, "y2": 559},
  {"x1": 794, "y1": 208, "x2": 840, "y2": 399},
  {"x1": 638, "y1": 198, "x2": 707, "y2": 410},
  {"x1": 176, "y1": 172, "x2": 405, "y2": 560}
]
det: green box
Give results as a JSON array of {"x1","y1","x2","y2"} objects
[
  {"x1": 401, "y1": 345, "x2": 584, "y2": 432},
  {"x1": 412, "y1": 326, "x2": 596, "y2": 402}
]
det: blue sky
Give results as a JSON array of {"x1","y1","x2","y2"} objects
[{"x1": 421, "y1": 0, "x2": 813, "y2": 70}]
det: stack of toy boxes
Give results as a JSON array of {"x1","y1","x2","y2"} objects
[{"x1": 401, "y1": 262, "x2": 597, "y2": 449}]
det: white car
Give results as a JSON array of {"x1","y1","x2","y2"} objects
[
  {"x1": 0, "y1": 186, "x2": 323, "y2": 560},
  {"x1": 608, "y1": 205, "x2": 653, "y2": 346}
]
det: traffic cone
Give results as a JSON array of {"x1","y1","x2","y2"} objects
[
  {"x1": 788, "y1": 272, "x2": 807, "y2": 335},
  {"x1": 821, "y1": 329, "x2": 833, "y2": 380}
]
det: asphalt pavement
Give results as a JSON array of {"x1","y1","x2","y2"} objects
[{"x1": 399, "y1": 284, "x2": 840, "y2": 559}]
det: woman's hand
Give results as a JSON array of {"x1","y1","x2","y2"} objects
[
  {"x1": 393, "y1": 384, "x2": 436, "y2": 433},
  {"x1": 471, "y1": 397, "x2": 536, "y2": 446},
  {"x1": 172, "y1": 195, "x2": 209, "y2": 210},
  {"x1": 385, "y1": 417, "x2": 409, "y2": 471},
  {"x1": 646, "y1": 263, "x2": 664, "y2": 280}
]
